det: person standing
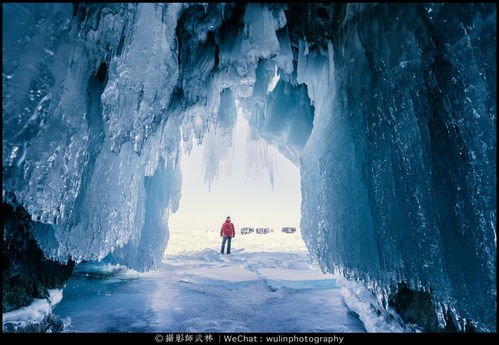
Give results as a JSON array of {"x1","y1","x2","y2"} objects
[{"x1": 220, "y1": 216, "x2": 235, "y2": 254}]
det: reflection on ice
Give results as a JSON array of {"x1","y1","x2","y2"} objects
[{"x1": 53, "y1": 249, "x2": 373, "y2": 333}]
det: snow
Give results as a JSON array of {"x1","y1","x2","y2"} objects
[
  {"x1": 3, "y1": 289, "x2": 63, "y2": 331},
  {"x1": 52, "y1": 249, "x2": 370, "y2": 332},
  {"x1": 166, "y1": 228, "x2": 309, "y2": 255},
  {"x1": 50, "y1": 229, "x2": 417, "y2": 332},
  {"x1": 335, "y1": 277, "x2": 419, "y2": 333}
]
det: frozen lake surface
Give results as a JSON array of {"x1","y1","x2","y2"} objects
[{"x1": 53, "y1": 231, "x2": 367, "y2": 332}]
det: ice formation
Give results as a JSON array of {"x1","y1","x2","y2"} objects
[
  {"x1": 2, "y1": 3, "x2": 496, "y2": 331},
  {"x1": 298, "y1": 3, "x2": 496, "y2": 331},
  {"x1": 2, "y1": 289, "x2": 65, "y2": 332}
]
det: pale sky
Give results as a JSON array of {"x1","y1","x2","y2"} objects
[{"x1": 168, "y1": 114, "x2": 301, "y2": 233}]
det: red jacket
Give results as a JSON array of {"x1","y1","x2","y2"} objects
[{"x1": 221, "y1": 220, "x2": 235, "y2": 238}]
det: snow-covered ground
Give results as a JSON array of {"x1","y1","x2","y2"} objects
[
  {"x1": 49, "y1": 230, "x2": 371, "y2": 332},
  {"x1": 52, "y1": 251, "x2": 365, "y2": 332},
  {"x1": 166, "y1": 228, "x2": 309, "y2": 255},
  {"x1": 6, "y1": 230, "x2": 409, "y2": 333}
]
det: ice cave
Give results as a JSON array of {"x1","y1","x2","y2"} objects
[{"x1": 2, "y1": 3, "x2": 496, "y2": 333}]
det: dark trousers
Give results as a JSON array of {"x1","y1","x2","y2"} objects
[{"x1": 221, "y1": 237, "x2": 232, "y2": 254}]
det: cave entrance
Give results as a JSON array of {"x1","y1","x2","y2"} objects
[{"x1": 166, "y1": 107, "x2": 306, "y2": 255}]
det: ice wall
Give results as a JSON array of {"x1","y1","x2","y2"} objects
[
  {"x1": 298, "y1": 3, "x2": 496, "y2": 331},
  {"x1": 2, "y1": 2, "x2": 496, "y2": 332},
  {"x1": 2, "y1": 3, "x2": 187, "y2": 270}
]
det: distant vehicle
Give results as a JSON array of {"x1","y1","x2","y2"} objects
[
  {"x1": 282, "y1": 227, "x2": 296, "y2": 233},
  {"x1": 241, "y1": 227, "x2": 254, "y2": 235},
  {"x1": 256, "y1": 228, "x2": 271, "y2": 234}
]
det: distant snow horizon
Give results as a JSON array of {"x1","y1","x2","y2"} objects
[{"x1": 165, "y1": 228, "x2": 308, "y2": 256}]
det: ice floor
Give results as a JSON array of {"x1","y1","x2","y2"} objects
[{"x1": 52, "y1": 231, "x2": 367, "y2": 332}]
